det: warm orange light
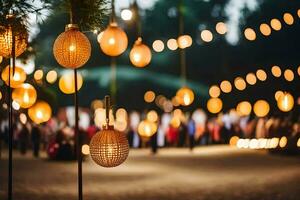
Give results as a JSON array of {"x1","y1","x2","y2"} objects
[
  {"x1": 220, "y1": 80, "x2": 232, "y2": 93},
  {"x1": 147, "y1": 110, "x2": 158, "y2": 122},
  {"x1": 259, "y1": 23, "x2": 271, "y2": 36},
  {"x1": 244, "y1": 28, "x2": 256, "y2": 41},
  {"x1": 167, "y1": 38, "x2": 178, "y2": 50},
  {"x1": 256, "y1": 69, "x2": 267, "y2": 81},
  {"x1": 279, "y1": 136, "x2": 287, "y2": 148},
  {"x1": 1, "y1": 65, "x2": 26, "y2": 88},
  {"x1": 12, "y1": 83, "x2": 37, "y2": 108},
  {"x1": 46, "y1": 70, "x2": 58, "y2": 84},
  {"x1": 28, "y1": 101, "x2": 52, "y2": 124},
  {"x1": 253, "y1": 100, "x2": 269, "y2": 117},
  {"x1": 130, "y1": 37, "x2": 152, "y2": 68},
  {"x1": 284, "y1": 69, "x2": 294, "y2": 82},
  {"x1": 270, "y1": 19, "x2": 282, "y2": 31},
  {"x1": 138, "y1": 120, "x2": 157, "y2": 138},
  {"x1": 152, "y1": 40, "x2": 164, "y2": 52},
  {"x1": 209, "y1": 85, "x2": 221, "y2": 98},
  {"x1": 274, "y1": 90, "x2": 284, "y2": 101},
  {"x1": 176, "y1": 87, "x2": 194, "y2": 106},
  {"x1": 277, "y1": 92, "x2": 294, "y2": 112},
  {"x1": 177, "y1": 35, "x2": 192, "y2": 49},
  {"x1": 59, "y1": 72, "x2": 83, "y2": 94},
  {"x1": 271, "y1": 65, "x2": 281, "y2": 77},
  {"x1": 246, "y1": 73, "x2": 257, "y2": 85},
  {"x1": 207, "y1": 98, "x2": 223, "y2": 114},
  {"x1": 283, "y1": 13, "x2": 294, "y2": 25},
  {"x1": 99, "y1": 22, "x2": 128, "y2": 56},
  {"x1": 201, "y1": 30, "x2": 213, "y2": 42},
  {"x1": 53, "y1": 24, "x2": 91, "y2": 69},
  {"x1": 144, "y1": 90, "x2": 155, "y2": 103},
  {"x1": 229, "y1": 136, "x2": 239, "y2": 146},
  {"x1": 216, "y1": 22, "x2": 227, "y2": 35},
  {"x1": 34, "y1": 69, "x2": 43, "y2": 81},
  {"x1": 298, "y1": 66, "x2": 300, "y2": 76},
  {"x1": 234, "y1": 77, "x2": 246, "y2": 91},
  {"x1": 236, "y1": 101, "x2": 252, "y2": 116}
]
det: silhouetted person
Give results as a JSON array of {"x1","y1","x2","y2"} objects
[
  {"x1": 150, "y1": 132, "x2": 158, "y2": 154},
  {"x1": 187, "y1": 119, "x2": 196, "y2": 150},
  {"x1": 31, "y1": 125, "x2": 41, "y2": 157},
  {"x1": 19, "y1": 124, "x2": 29, "y2": 155}
]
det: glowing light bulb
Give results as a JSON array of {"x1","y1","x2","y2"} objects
[
  {"x1": 108, "y1": 38, "x2": 115, "y2": 45},
  {"x1": 36, "y1": 110, "x2": 43, "y2": 119},
  {"x1": 69, "y1": 45, "x2": 76, "y2": 51}
]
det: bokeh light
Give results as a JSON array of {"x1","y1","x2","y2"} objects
[
  {"x1": 259, "y1": 23, "x2": 271, "y2": 36},
  {"x1": 270, "y1": 18, "x2": 282, "y2": 31},
  {"x1": 152, "y1": 40, "x2": 165, "y2": 52},
  {"x1": 209, "y1": 85, "x2": 221, "y2": 98},
  {"x1": 34, "y1": 69, "x2": 43, "y2": 81},
  {"x1": 46, "y1": 70, "x2": 58, "y2": 84},
  {"x1": 201, "y1": 30, "x2": 213, "y2": 42},
  {"x1": 283, "y1": 13, "x2": 294, "y2": 25},
  {"x1": 234, "y1": 77, "x2": 246, "y2": 91},
  {"x1": 244, "y1": 28, "x2": 256, "y2": 41},
  {"x1": 220, "y1": 80, "x2": 232, "y2": 93},
  {"x1": 284, "y1": 69, "x2": 294, "y2": 81},
  {"x1": 121, "y1": 9, "x2": 133, "y2": 21},
  {"x1": 144, "y1": 90, "x2": 156, "y2": 103},
  {"x1": 246, "y1": 73, "x2": 257, "y2": 85},
  {"x1": 177, "y1": 35, "x2": 192, "y2": 49},
  {"x1": 274, "y1": 90, "x2": 284, "y2": 101},
  {"x1": 215, "y1": 22, "x2": 227, "y2": 35},
  {"x1": 271, "y1": 65, "x2": 281, "y2": 77},
  {"x1": 253, "y1": 100, "x2": 270, "y2": 117},
  {"x1": 236, "y1": 101, "x2": 252, "y2": 116},
  {"x1": 59, "y1": 71, "x2": 83, "y2": 94},
  {"x1": 277, "y1": 92, "x2": 294, "y2": 112},
  {"x1": 167, "y1": 38, "x2": 178, "y2": 50},
  {"x1": 207, "y1": 98, "x2": 223, "y2": 114},
  {"x1": 256, "y1": 69, "x2": 267, "y2": 81}
]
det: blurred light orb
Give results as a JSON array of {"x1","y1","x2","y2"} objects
[
  {"x1": 81, "y1": 144, "x2": 90, "y2": 155},
  {"x1": 130, "y1": 37, "x2": 152, "y2": 68},
  {"x1": 0, "y1": 91, "x2": 2, "y2": 100},
  {"x1": 271, "y1": 65, "x2": 281, "y2": 77},
  {"x1": 12, "y1": 100, "x2": 20, "y2": 110},
  {"x1": 94, "y1": 108, "x2": 114, "y2": 127},
  {"x1": 256, "y1": 69, "x2": 267, "y2": 81},
  {"x1": 259, "y1": 23, "x2": 271, "y2": 36},
  {"x1": 244, "y1": 28, "x2": 256, "y2": 41},
  {"x1": 246, "y1": 73, "x2": 257, "y2": 85},
  {"x1": 270, "y1": 138, "x2": 279, "y2": 149},
  {"x1": 28, "y1": 101, "x2": 52, "y2": 124},
  {"x1": 207, "y1": 98, "x2": 223, "y2": 114},
  {"x1": 19, "y1": 113, "x2": 27, "y2": 124},
  {"x1": 274, "y1": 90, "x2": 284, "y2": 101},
  {"x1": 152, "y1": 40, "x2": 164, "y2": 52},
  {"x1": 163, "y1": 100, "x2": 173, "y2": 113},
  {"x1": 167, "y1": 38, "x2": 178, "y2": 50},
  {"x1": 171, "y1": 96, "x2": 180, "y2": 107},
  {"x1": 97, "y1": 31, "x2": 104, "y2": 43},
  {"x1": 209, "y1": 85, "x2": 221, "y2": 98},
  {"x1": 147, "y1": 110, "x2": 158, "y2": 122},
  {"x1": 297, "y1": 138, "x2": 300, "y2": 147},
  {"x1": 138, "y1": 120, "x2": 157, "y2": 138},
  {"x1": 279, "y1": 136, "x2": 287, "y2": 148},
  {"x1": 277, "y1": 92, "x2": 294, "y2": 112},
  {"x1": 220, "y1": 80, "x2": 232, "y2": 93},
  {"x1": 12, "y1": 83, "x2": 37, "y2": 108},
  {"x1": 46, "y1": 70, "x2": 58, "y2": 84},
  {"x1": 34, "y1": 69, "x2": 43, "y2": 81},
  {"x1": 116, "y1": 108, "x2": 127, "y2": 122},
  {"x1": 0, "y1": 56, "x2": 2, "y2": 63},
  {"x1": 284, "y1": 69, "x2": 294, "y2": 82},
  {"x1": 236, "y1": 101, "x2": 252, "y2": 116},
  {"x1": 121, "y1": 9, "x2": 133, "y2": 21},
  {"x1": 201, "y1": 30, "x2": 213, "y2": 42},
  {"x1": 253, "y1": 100, "x2": 270, "y2": 117},
  {"x1": 229, "y1": 136, "x2": 239, "y2": 146},
  {"x1": 176, "y1": 87, "x2": 194, "y2": 106},
  {"x1": 297, "y1": 66, "x2": 300, "y2": 76},
  {"x1": 99, "y1": 22, "x2": 128, "y2": 56},
  {"x1": 59, "y1": 72, "x2": 83, "y2": 94},
  {"x1": 144, "y1": 90, "x2": 155, "y2": 103},
  {"x1": 53, "y1": 24, "x2": 91, "y2": 69},
  {"x1": 177, "y1": 35, "x2": 192, "y2": 49},
  {"x1": 270, "y1": 18, "x2": 282, "y2": 31},
  {"x1": 234, "y1": 77, "x2": 246, "y2": 91},
  {"x1": 89, "y1": 126, "x2": 129, "y2": 168},
  {"x1": 91, "y1": 99, "x2": 103, "y2": 110},
  {"x1": 283, "y1": 13, "x2": 294, "y2": 25},
  {"x1": 215, "y1": 22, "x2": 227, "y2": 35},
  {"x1": 1, "y1": 65, "x2": 26, "y2": 88}
]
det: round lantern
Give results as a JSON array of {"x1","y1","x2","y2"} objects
[
  {"x1": 0, "y1": 18, "x2": 28, "y2": 58},
  {"x1": 28, "y1": 101, "x2": 52, "y2": 124},
  {"x1": 12, "y1": 83, "x2": 37, "y2": 108},
  {"x1": 1, "y1": 65, "x2": 26, "y2": 88},
  {"x1": 99, "y1": 22, "x2": 128, "y2": 56},
  {"x1": 138, "y1": 120, "x2": 157, "y2": 138},
  {"x1": 89, "y1": 125, "x2": 129, "y2": 168},
  {"x1": 176, "y1": 86, "x2": 194, "y2": 106},
  {"x1": 236, "y1": 101, "x2": 252, "y2": 116},
  {"x1": 129, "y1": 37, "x2": 152, "y2": 68},
  {"x1": 253, "y1": 100, "x2": 269, "y2": 117},
  {"x1": 53, "y1": 24, "x2": 91, "y2": 69},
  {"x1": 277, "y1": 92, "x2": 294, "y2": 112},
  {"x1": 207, "y1": 98, "x2": 223, "y2": 114},
  {"x1": 59, "y1": 72, "x2": 83, "y2": 94}
]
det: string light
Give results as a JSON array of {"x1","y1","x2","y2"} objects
[
  {"x1": 246, "y1": 73, "x2": 257, "y2": 85},
  {"x1": 177, "y1": 35, "x2": 192, "y2": 49},
  {"x1": 215, "y1": 22, "x2": 227, "y2": 35},
  {"x1": 277, "y1": 92, "x2": 294, "y2": 112},
  {"x1": 256, "y1": 69, "x2": 267, "y2": 81},
  {"x1": 270, "y1": 19, "x2": 282, "y2": 31},
  {"x1": 46, "y1": 70, "x2": 58, "y2": 84},
  {"x1": 274, "y1": 90, "x2": 284, "y2": 101},
  {"x1": 209, "y1": 85, "x2": 221, "y2": 98},
  {"x1": 253, "y1": 100, "x2": 270, "y2": 117},
  {"x1": 283, "y1": 13, "x2": 294, "y2": 25},
  {"x1": 284, "y1": 69, "x2": 294, "y2": 81},
  {"x1": 271, "y1": 65, "x2": 281, "y2": 77},
  {"x1": 201, "y1": 30, "x2": 213, "y2": 42},
  {"x1": 167, "y1": 38, "x2": 178, "y2": 50},
  {"x1": 152, "y1": 40, "x2": 164, "y2": 52},
  {"x1": 259, "y1": 23, "x2": 271, "y2": 36},
  {"x1": 234, "y1": 77, "x2": 246, "y2": 91},
  {"x1": 244, "y1": 28, "x2": 256, "y2": 41},
  {"x1": 220, "y1": 80, "x2": 232, "y2": 93},
  {"x1": 144, "y1": 90, "x2": 156, "y2": 103},
  {"x1": 34, "y1": 69, "x2": 43, "y2": 81}
]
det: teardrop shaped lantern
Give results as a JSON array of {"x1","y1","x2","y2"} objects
[
  {"x1": 277, "y1": 92, "x2": 294, "y2": 112},
  {"x1": 176, "y1": 86, "x2": 194, "y2": 106},
  {"x1": 12, "y1": 83, "x2": 37, "y2": 108},
  {"x1": 130, "y1": 37, "x2": 152, "y2": 68},
  {"x1": 1, "y1": 65, "x2": 26, "y2": 88},
  {"x1": 99, "y1": 22, "x2": 128, "y2": 56},
  {"x1": 53, "y1": 24, "x2": 91, "y2": 69},
  {"x1": 89, "y1": 96, "x2": 129, "y2": 168},
  {"x1": 28, "y1": 101, "x2": 52, "y2": 124}
]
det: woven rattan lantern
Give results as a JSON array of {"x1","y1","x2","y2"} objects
[
  {"x1": 99, "y1": 22, "x2": 128, "y2": 56},
  {"x1": 53, "y1": 24, "x2": 91, "y2": 69},
  {"x1": 12, "y1": 83, "x2": 37, "y2": 108},
  {"x1": 89, "y1": 96, "x2": 129, "y2": 168},
  {"x1": 1, "y1": 65, "x2": 26, "y2": 88},
  {"x1": 0, "y1": 16, "x2": 28, "y2": 58},
  {"x1": 277, "y1": 92, "x2": 294, "y2": 112},
  {"x1": 176, "y1": 86, "x2": 194, "y2": 106},
  {"x1": 28, "y1": 101, "x2": 52, "y2": 124},
  {"x1": 130, "y1": 37, "x2": 152, "y2": 68}
]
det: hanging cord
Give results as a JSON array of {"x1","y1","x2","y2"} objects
[
  {"x1": 133, "y1": 0, "x2": 142, "y2": 38},
  {"x1": 110, "y1": 57, "x2": 117, "y2": 105},
  {"x1": 105, "y1": 95, "x2": 111, "y2": 127},
  {"x1": 110, "y1": 0, "x2": 116, "y2": 23},
  {"x1": 179, "y1": 0, "x2": 186, "y2": 85}
]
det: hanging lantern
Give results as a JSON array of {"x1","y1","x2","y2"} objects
[
  {"x1": 277, "y1": 92, "x2": 294, "y2": 112},
  {"x1": 207, "y1": 98, "x2": 223, "y2": 114},
  {"x1": 253, "y1": 100, "x2": 269, "y2": 117},
  {"x1": 176, "y1": 86, "x2": 194, "y2": 106},
  {"x1": 28, "y1": 101, "x2": 52, "y2": 124},
  {"x1": 12, "y1": 83, "x2": 37, "y2": 108},
  {"x1": 59, "y1": 72, "x2": 83, "y2": 94},
  {"x1": 53, "y1": 24, "x2": 91, "y2": 69},
  {"x1": 0, "y1": 16, "x2": 28, "y2": 58},
  {"x1": 98, "y1": 22, "x2": 128, "y2": 56},
  {"x1": 89, "y1": 96, "x2": 129, "y2": 168},
  {"x1": 129, "y1": 37, "x2": 152, "y2": 68},
  {"x1": 236, "y1": 101, "x2": 252, "y2": 116},
  {"x1": 138, "y1": 120, "x2": 157, "y2": 138},
  {"x1": 1, "y1": 65, "x2": 26, "y2": 88}
]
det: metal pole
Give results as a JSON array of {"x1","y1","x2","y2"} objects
[
  {"x1": 110, "y1": 57, "x2": 117, "y2": 105},
  {"x1": 74, "y1": 68, "x2": 82, "y2": 200}
]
